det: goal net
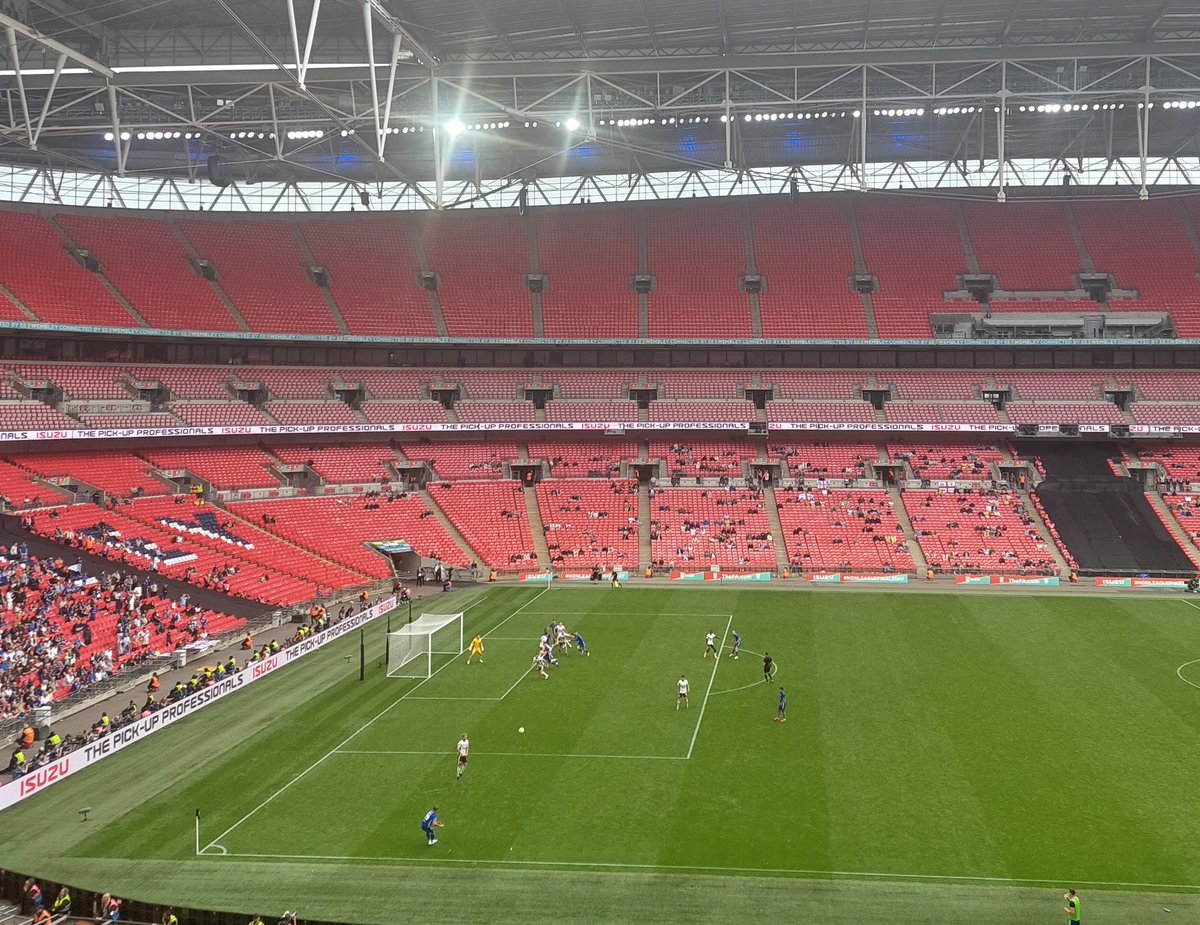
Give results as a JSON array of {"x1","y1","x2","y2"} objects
[{"x1": 387, "y1": 612, "x2": 464, "y2": 679}]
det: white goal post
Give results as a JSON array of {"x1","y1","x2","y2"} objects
[{"x1": 387, "y1": 612, "x2": 465, "y2": 678}]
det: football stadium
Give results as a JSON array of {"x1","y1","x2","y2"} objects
[{"x1": 6, "y1": 1, "x2": 1200, "y2": 923}]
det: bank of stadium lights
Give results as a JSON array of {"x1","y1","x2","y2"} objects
[
  {"x1": 105, "y1": 130, "x2": 196, "y2": 141},
  {"x1": 737, "y1": 111, "x2": 848, "y2": 122},
  {"x1": 1163, "y1": 101, "x2": 1200, "y2": 109},
  {"x1": 1013, "y1": 103, "x2": 1123, "y2": 113},
  {"x1": 440, "y1": 119, "x2": 511, "y2": 134},
  {"x1": 339, "y1": 127, "x2": 423, "y2": 136},
  {"x1": 599, "y1": 116, "x2": 710, "y2": 125},
  {"x1": 871, "y1": 108, "x2": 925, "y2": 117},
  {"x1": 229, "y1": 131, "x2": 271, "y2": 140},
  {"x1": 932, "y1": 106, "x2": 982, "y2": 115}
]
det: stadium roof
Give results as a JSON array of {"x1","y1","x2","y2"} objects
[
  {"x1": 4, "y1": 0, "x2": 1200, "y2": 191},
  {"x1": 19, "y1": 0, "x2": 1200, "y2": 61}
]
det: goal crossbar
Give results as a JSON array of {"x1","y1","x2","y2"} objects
[{"x1": 386, "y1": 612, "x2": 464, "y2": 678}]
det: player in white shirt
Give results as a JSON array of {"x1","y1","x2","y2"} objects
[
  {"x1": 533, "y1": 645, "x2": 549, "y2": 679},
  {"x1": 676, "y1": 675, "x2": 690, "y2": 710},
  {"x1": 704, "y1": 630, "x2": 717, "y2": 659},
  {"x1": 455, "y1": 733, "x2": 470, "y2": 780}
]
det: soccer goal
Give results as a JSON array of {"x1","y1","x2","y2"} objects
[{"x1": 387, "y1": 612, "x2": 464, "y2": 679}]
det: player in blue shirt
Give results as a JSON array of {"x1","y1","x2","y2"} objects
[
  {"x1": 573, "y1": 632, "x2": 589, "y2": 656},
  {"x1": 421, "y1": 806, "x2": 444, "y2": 845},
  {"x1": 728, "y1": 630, "x2": 741, "y2": 660},
  {"x1": 774, "y1": 687, "x2": 787, "y2": 723}
]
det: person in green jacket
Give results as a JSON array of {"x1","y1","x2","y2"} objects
[{"x1": 1063, "y1": 889, "x2": 1080, "y2": 923}]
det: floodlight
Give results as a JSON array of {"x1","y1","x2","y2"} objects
[
  {"x1": 565, "y1": 117, "x2": 581, "y2": 131},
  {"x1": 446, "y1": 118, "x2": 465, "y2": 136}
]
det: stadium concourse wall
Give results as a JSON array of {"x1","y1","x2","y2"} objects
[
  {"x1": 0, "y1": 596, "x2": 396, "y2": 813},
  {"x1": 0, "y1": 868, "x2": 356, "y2": 925},
  {"x1": 0, "y1": 422, "x2": 1199, "y2": 443}
]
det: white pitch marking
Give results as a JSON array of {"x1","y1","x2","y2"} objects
[
  {"x1": 1176, "y1": 657, "x2": 1200, "y2": 690},
  {"x1": 200, "y1": 587, "x2": 550, "y2": 853},
  {"x1": 519, "y1": 611, "x2": 736, "y2": 617},
  {"x1": 709, "y1": 648, "x2": 778, "y2": 697},
  {"x1": 686, "y1": 613, "x2": 733, "y2": 760},
  {"x1": 334, "y1": 749, "x2": 686, "y2": 761},
  {"x1": 498, "y1": 665, "x2": 534, "y2": 700},
  {"x1": 203, "y1": 851, "x2": 1200, "y2": 890}
]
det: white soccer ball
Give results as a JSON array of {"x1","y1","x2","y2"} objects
[{"x1": 518, "y1": 727, "x2": 525, "y2": 734}]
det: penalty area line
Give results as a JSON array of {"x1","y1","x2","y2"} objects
[
  {"x1": 519, "y1": 611, "x2": 736, "y2": 618},
  {"x1": 199, "y1": 587, "x2": 551, "y2": 855},
  {"x1": 200, "y1": 852, "x2": 1200, "y2": 890},
  {"x1": 334, "y1": 749, "x2": 685, "y2": 760}
]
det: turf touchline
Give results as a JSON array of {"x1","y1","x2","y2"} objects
[
  {"x1": 203, "y1": 850, "x2": 1200, "y2": 890},
  {"x1": 199, "y1": 587, "x2": 551, "y2": 855}
]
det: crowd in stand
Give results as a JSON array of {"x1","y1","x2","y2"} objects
[
  {"x1": 649, "y1": 485, "x2": 774, "y2": 568},
  {"x1": 662, "y1": 444, "x2": 745, "y2": 481},
  {"x1": 908, "y1": 486, "x2": 1057, "y2": 575},
  {"x1": 771, "y1": 442, "x2": 870, "y2": 480},
  {"x1": 7, "y1": 600, "x2": 360, "y2": 780},
  {"x1": 779, "y1": 489, "x2": 909, "y2": 573},
  {"x1": 1165, "y1": 495, "x2": 1200, "y2": 548},
  {"x1": 542, "y1": 481, "x2": 637, "y2": 567},
  {"x1": 0, "y1": 547, "x2": 240, "y2": 722},
  {"x1": 891, "y1": 448, "x2": 992, "y2": 481}
]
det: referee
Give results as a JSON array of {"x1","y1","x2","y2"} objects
[{"x1": 762, "y1": 652, "x2": 774, "y2": 683}]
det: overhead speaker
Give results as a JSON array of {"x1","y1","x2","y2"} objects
[{"x1": 206, "y1": 155, "x2": 231, "y2": 188}]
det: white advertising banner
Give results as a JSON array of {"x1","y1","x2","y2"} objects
[
  {"x1": 1128, "y1": 425, "x2": 1200, "y2": 435},
  {"x1": 0, "y1": 596, "x2": 397, "y2": 812},
  {"x1": 0, "y1": 420, "x2": 1178, "y2": 442}
]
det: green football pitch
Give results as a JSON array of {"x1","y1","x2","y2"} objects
[{"x1": 6, "y1": 585, "x2": 1200, "y2": 924}]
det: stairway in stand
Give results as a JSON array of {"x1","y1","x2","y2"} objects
[
  {"x1": 638, "y1": 482, "x2": 653, "y2": 572},
  {"x1": 415, "y1": 488, "x2": 483, "y2": 567},
  {"x1": 887, "y1": 485, "x2": 929, "y2": 574},
  {"x1": 761, "y1": 483, "x2": 790, "y2": 575},
  {"x1": 523, "y1": 484, "x2": 552, "y2": 569},
  {"x1": 1146, "y1": 492, "x2": 1200, "y2": 569}
]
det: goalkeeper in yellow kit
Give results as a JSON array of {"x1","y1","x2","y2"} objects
[{"x1": 466, "y1": 634, "x2": 484, "y2": 665}]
